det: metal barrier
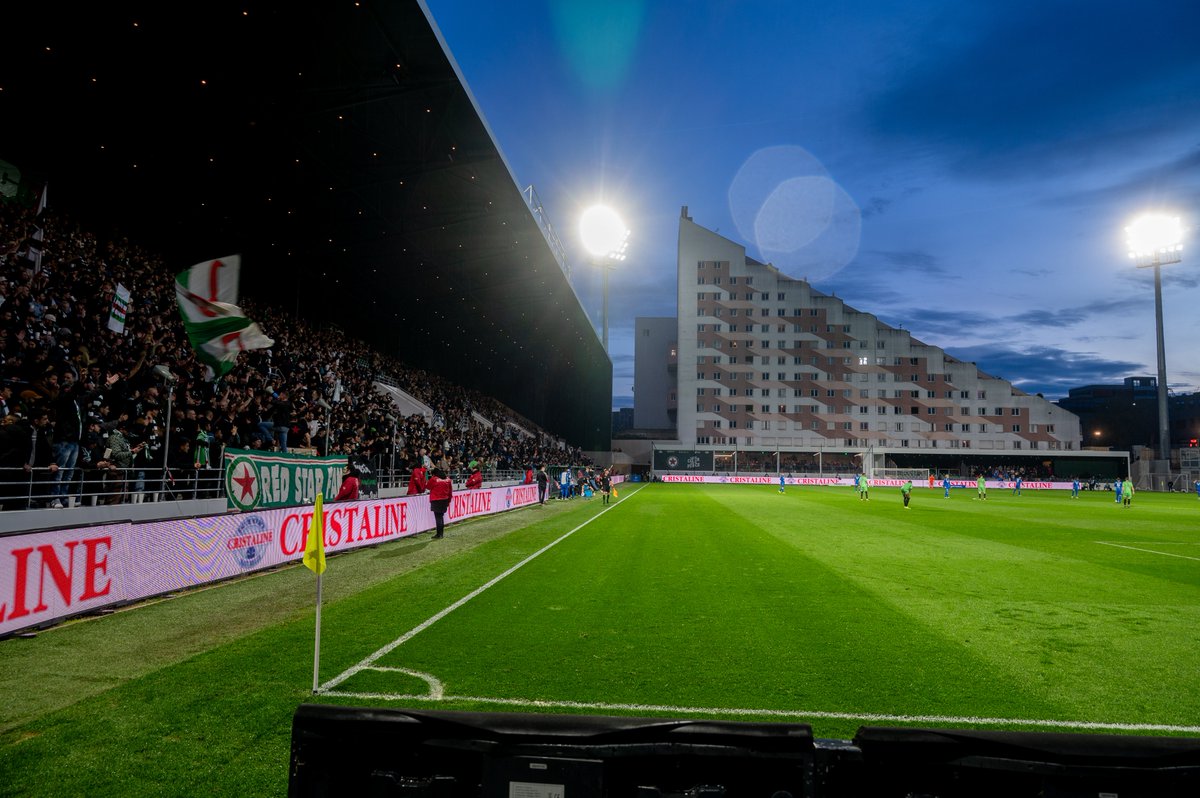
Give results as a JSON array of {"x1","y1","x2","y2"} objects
[
  {"x1": 0, "y1": 465, "x2": 543, "y2": 511},
  {"x1": 0, "y1": 466, "x2": 227, "y2": 510}
]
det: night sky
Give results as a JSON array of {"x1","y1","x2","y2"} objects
[{"x1": 425, "y1": 0, "x2": 1200, "y2": 409}]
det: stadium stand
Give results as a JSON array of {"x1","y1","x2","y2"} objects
[{"x1": 0, "y1": 199, "x2": 590, "y2": 513}]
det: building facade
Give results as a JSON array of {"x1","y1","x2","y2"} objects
[
  {"x1": 633, "y1": 317, "x2": 678, "y2": 430},
  {"x1": 671, "y1": 208, "x2": 1081, "y2": 452}
]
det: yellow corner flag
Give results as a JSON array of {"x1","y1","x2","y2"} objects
[{"x1": 303, "y1": 492, "x2": 326, "y2": 574}]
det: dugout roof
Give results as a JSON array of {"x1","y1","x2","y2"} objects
[{"x1": 1, "y1": 1, "x2": 612, "y2": 450}]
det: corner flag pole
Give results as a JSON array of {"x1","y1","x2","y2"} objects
[
  {"x1": 302, "y1": 492, "x2": 327, "y2": 693},
  {"x1": 312, "y1": 571, "x2": 323, "y2": 693}
]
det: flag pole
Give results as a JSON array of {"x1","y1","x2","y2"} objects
[
  {"x1": 312, "y1": 571, "x2": 323, "y2": 693},
  {"x1": 303, "y1": 491, "x2": 327, "y2": 693}
]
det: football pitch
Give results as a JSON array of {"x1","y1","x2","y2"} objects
[{"x1": 3, "y1": 482, "x2": 1199, "y2": 796}]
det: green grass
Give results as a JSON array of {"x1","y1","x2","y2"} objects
[{"x1": 3, "y1": 483, "x2": 1200, "y2": 795}]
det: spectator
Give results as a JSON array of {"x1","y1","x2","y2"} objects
[{"x1": 0, "y1": 405, "x2": 57, "y2": 509}]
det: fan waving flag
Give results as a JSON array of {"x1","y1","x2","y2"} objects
[
  {"x1": 175, "y1": 255, "x2": 274, "y2": 378},
  {"x1": 303, "y1": 492, "x2": 327, "y2": 575}
]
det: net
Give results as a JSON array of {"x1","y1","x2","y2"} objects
[{"x1": 874, "y1": 467, "x2": 930, "y2": 481}]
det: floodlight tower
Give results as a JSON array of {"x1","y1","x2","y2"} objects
[
  {"x1": 580, "y1": 205, "x2": 629, "y2": 353},
  {"x1": 1125, "y1": 213, "x2": 1184, "y2": 463}
]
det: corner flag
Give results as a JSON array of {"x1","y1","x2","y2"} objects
[{"x1": 303, "y1": 492, "x2": 326, "y2": 575}]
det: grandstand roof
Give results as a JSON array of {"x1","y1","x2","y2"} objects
[{"x1": 0, "y1": 1, "x2": 612, "y2": 449}]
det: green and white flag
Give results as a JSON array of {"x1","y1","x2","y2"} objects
[
  {"x1": 107, "y1": 282, "x2": 131, "y2": 334},
  {"x1": 175, "y1": 255, "x2": 274, "y2": 379}
]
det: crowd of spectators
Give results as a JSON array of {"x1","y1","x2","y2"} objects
[{"x1": 0, "y1": 196, "x2": 589, "y2": 509}]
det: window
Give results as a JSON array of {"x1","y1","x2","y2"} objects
[
  {"x1": 777, "y1": 293, "x2": 786, "y2": 301},
  {"x1": 960, "y1": 424, "x2": 971, "y2": 432},
  {"x1": 1011, "y1": 424, "x2": 1022, "y2": 433},
  {"x1": 697, "y1": 324, "x2": 706, "y2": 331},
  {"x1": 1011, "y1": 408, "x2": 1021, "y2": 416}
]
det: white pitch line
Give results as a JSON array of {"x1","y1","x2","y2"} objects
[
  {"x1": 318, "y1": 691, "x2": 1200, "y2": 735},
  {"x1": 319, "y1": 484, "x2": 643, "y2": 692},
  {"x1": 1094, "y1": 541, "x2": 1200, "y2": 562}
]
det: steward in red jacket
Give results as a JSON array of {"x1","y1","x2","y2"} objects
[{"x1": 427, "y1": 468, "x2": 453, "y2": 539}]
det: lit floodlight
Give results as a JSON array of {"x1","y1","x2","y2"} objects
[
  {"x1": 580, "y1": 205, "x2": 630, "y2": 259},
  {"x1": 1126, "y1": 213, "x2": 1183, "y2": 266},
  {"x1": 1123, "y1": 212, "x2": 1186, "y2": 464}
]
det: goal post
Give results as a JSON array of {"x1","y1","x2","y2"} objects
[{"x1": 874, "y1": 467, "x2": 930, "y2": 482}]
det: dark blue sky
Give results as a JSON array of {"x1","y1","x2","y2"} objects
[{"x1": 425, "y1": 0, "x2": 1200, "y2": 409}]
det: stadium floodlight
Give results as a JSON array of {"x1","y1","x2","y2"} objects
[
  {"x1": 580, "y1": 205, "x2": 629, "y2": 260},
  {"x1": 1126, "y1": 214, "x2": 1183, "y2": 267},
  {"x1": 580, "y1": 205, "x2": 630, "y2": 354},
  {"x1": 1125, "y1": 213, "x2": 1186, "y2": 463}
]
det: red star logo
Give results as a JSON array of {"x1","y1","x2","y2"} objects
[{"x1": 232, "y1": 464, "x2": 257, "y2": 501}]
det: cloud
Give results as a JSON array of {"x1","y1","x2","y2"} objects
[
  {"x1": 868, "y1": 248, "x2": 948, "y2": 275},
  {"x1": 867, "y1": 2, "x2": 1200, "y2": 177},
  {"x1": 1006, "y1": 296, "x2": 1148, "y2": 329},
  {"x1": 944, "y1": 345, "x2": 1147, "y2": 399},
  {"x1": 860, "y1": 197, "x2": 892, "y2": 219}
]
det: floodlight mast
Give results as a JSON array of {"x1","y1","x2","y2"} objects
[
  {"x1": 580, "y1": 205, "x2": 630, "y2": 353},
  {"x1": 1126, "y1": 214, "x2": 1184, "y2": 463}
]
